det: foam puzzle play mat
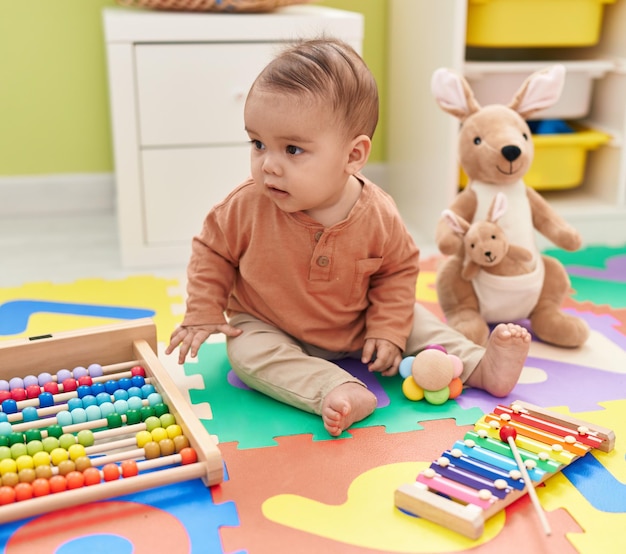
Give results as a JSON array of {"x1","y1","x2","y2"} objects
[{"x1": 0, "y1": 245, "x2": 625, "y2": 554}]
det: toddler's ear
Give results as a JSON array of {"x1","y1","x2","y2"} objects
[{"x1": 347, "y1": 134, "x2": 372, "y2": 173}]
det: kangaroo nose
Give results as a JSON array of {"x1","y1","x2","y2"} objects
[{"x1": 501, "y1": 145, "x2": 521, "y2": 162}]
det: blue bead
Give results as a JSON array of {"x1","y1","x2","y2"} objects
[
  {"x1": 38, "y1": 392, "x2": 54, "y2": 408},
  {"x1": 113, "y1": 389, "x2": 128, "y2": 401},
  {"x1": 57, "y1": 410, "x2": 73, "y2": 427},
  {"x1": 21, "y1": 406, "x2": 39, "y2": 422},
  {"x1": 76, "y1": 385, "x2": 93, "y2": 398},
  {"x1": 100, "y1": 402, "x2": 115, "y2": 418},
  {"x1": 399, "y1": 356, "x2": 415, "y2": 379},
  {"x1": 141, "y1": 384, "x2": 156, "y2": 398},
  {"x1": 147, "y1": 392, "x2": 163, "y2": 407},
  {"x1": 67, "y1": 398, "x2": 83, "y2": 411},
  {"x1": 113, "y1": 399, "x2": 128, "y2": 415},
  {"x1": 91, "y1": 382, "x2": 105, "y2": 396},
  {"x1": 0, "y1": 413, "x2": 7, "y2": 423},
  {"x1": 127, "y1": 396, "x2": 143, "y2": 411},
  {"x1": 1, "y1": 399, "x2": 18, "y2": 414},
  {"x1": 82, "y1": 395, "x2": 97, "y2": 408},
  {"x1": 85, "y1": 405, "x2": 102, "y2": 421},
  {"x1": 130, "y1": 375, "x2": 145, "y2": 388},
  {"x1": 127, "y1": 387, "x2": 142, "y2": 399},
  {"x1": 71, "y1": 408, "x2": 87, "y2": 424},
  {"x1": 117, "y1": 378, "x2": 132, "y2": 391},
  {"x1": 0, "y1": 422, "x2": 12, "y2": 436},
  {"x1": 104, "y1": 380, "x2": 119, "y2": 394},
  {"x1": 96, "y1": 392, "x2": 112, "y2": 405}
]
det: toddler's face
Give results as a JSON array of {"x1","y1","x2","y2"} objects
[{"x1": 244, "y1": 89, "x2": 356, "y2": 218}]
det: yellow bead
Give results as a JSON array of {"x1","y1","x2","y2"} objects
[
  {"x1": 136, "y1": 430, "x2": 153, "y2": 448},
  {"x1": 402, "y1": 376, "x2": 424, "y2": 401},
  {"x1": 150, "y1": 427, "x2": 168, "y2": 443},
  {"x1": 50, "y1": 447, "x2": 69, "y2": 466},
  {"x1": 32, "y1": 451, "x2": 51, "y2": 468},
  {"x1": 166, "y1": 424, "x2": 183, "y2": 439},
  {"x1": 68, "y1": 444, "x2": 87, "y2": 461},
  {"x1": 0, "y1": 458, "x2": 17, "y2": 476},
  {"x1": 15, "y1": 455, "x2": 34, "y2": 472}
]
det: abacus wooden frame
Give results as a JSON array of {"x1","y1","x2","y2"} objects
[{"x1": 0, "y1": 318, "x2": 223, "y2": 523}]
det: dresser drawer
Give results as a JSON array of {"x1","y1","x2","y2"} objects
[
  {"x1": 135, "y1": 43, "x2": 277, "y2": 147},
  {"x1": 141, "y1": 145, "x2": 250, "y2": 245}
]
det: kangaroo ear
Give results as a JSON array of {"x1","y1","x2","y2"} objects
[
  {"x1": 442, "y1": 209, "x2": 470, "y2": 235},
  {"x1": 509, "y1": 64, "x2": 565, "y2": 119},
  {"x1": 488, "y1": 192, "x2": 508, "y2": 222},
  {"x1": 432, "y1": 68, "x2": 481, "y2": 121}
]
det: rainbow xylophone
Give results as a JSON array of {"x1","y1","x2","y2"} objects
[
  {"x1": 0, "y1": 319, "x2": 223, "y2": 523},
  {"x1": 394, "y1": 401, "x2": 616, "y2": 539}
]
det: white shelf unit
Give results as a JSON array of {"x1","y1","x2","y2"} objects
[
  {"x1": 103, "y1": 6, "x2": 363, "y2": 267},
  {"x1": 387, "y1": 0, "x2": 626, "y2": 248}
]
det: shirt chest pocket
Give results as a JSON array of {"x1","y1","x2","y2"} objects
[{"x1": 349, "y1": 257, "x2": 384, "y2": 304}]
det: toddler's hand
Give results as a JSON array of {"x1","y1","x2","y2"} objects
[
  {"x1": 165, "y1": 323, "x2": 242, "y2": 364},
  {"x1": 362, "y1": 338, "x2": 402, "y2": 377}
]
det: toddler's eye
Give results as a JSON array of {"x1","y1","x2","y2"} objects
[
  {"x1": 286, "y1": 145, "x2": 303, "y2": 155},
  {"x1": 250, "y1": 140, "x2": 265, "y2": 150}
]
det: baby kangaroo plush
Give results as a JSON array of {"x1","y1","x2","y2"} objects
[
  {"x1": 441, "y1": 192, "x2": 533, "y2": 281},
  {"x1": 432, "y1": 65, "x2": 589, "y2": 348}
]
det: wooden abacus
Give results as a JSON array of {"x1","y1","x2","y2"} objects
[
  {"x1": 0, "y1": 319, "x2": 223, "y2": 523},
  {"x1": 394, "y1": 401, "x2": 616, "y2": 539}
]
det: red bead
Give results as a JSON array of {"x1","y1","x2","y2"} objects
[
  {"x1": 0, "y1": 391, "x2": 11, "y2": 403},
  {"x1": 43, "y1": 381, "x2": 59, "y2": 395},
  {"x1": 499, "y1": 425, "x2": 518, "y2": 443},
  {"x1": 102, "y1": 463, "x2": 120, "y2": 482},
  {"x1": 61, "y1": 379, "x2": 78, "y2": 392},
  {"x1": 14, "y1": 482, "x2": 33, "y2": 502},
  {"x1": 66, "y1": 471, "x2": 85, "y2": 489},
  {"x1": 179, "y1": 447, "x2": 198, "y2": 465},
  {"x1": 77, "y1": 376, "x2": 93, "y2": 387},
  {"x1": 49, "y1": 475, "x2": 67, "y2": 493},
  {"x1": 32, "y1": 478, "x2": 51, "y2": 497},
  {"x1": 131, "y1": 366, "x2": 146, "y2": 377},
  {"x1": 26, "y1": 385, "x2": 41, "y2": 399},
  {"x1": 0, "y1": 486, "x2": 16, "y2": 505},
  {"x1": 120, "y1": 460, "x2": 138, "y2": 478},
  {"x1": 10, "y1": 388, "x2": 27, "y2": 402},
  {"x1": 83, "y1": 467, "x2": 101, "y2": 486}
]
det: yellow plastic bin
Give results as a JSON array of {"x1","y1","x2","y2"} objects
[
  {"x1": 459, "y1": 125, "x2": 611, "y2": 190},
  {"x1": 466, "y1": 0, "x2": 616, "y2": 47}
]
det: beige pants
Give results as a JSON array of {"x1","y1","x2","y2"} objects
[{"x1": 226, "y1": 303, "x2": 485, "y2": 415}]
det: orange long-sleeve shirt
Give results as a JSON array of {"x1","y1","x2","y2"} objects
[{"x1": 183, "y1": 175, "x2": 420, "y2": 352}]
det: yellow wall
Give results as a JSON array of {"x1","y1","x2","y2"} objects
[{"x1": 0, "y1": 0, "x2": 387, "y2": 177}]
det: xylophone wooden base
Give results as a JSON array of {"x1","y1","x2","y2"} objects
[
  {"x1": 395, "y1": 400, "x2": 615, "y2": 540},
  {"x1": 0, "y1": 318, "x2": 223, "y2": 524}
]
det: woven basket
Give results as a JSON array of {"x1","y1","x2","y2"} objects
[{"x1": 116, "y1": 0, "x2": 312, "y2": 12}]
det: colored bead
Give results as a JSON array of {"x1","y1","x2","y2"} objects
[
  {"x1": 50, "y1": 447, "x2": 69, "y2": 466},
  {"x1": 0, "y1": 381, "x2": 8, "y2": 392},
  {"x1": 99, "y1": 402, "x2": 115, "y2": 418},
  {"x1": 10, "y1": 442, "x2": 27, "y2": 458},
  {"x1": 1, "y1": 472, "x2": 19, "y2": 487},
  {"x1": 159, "y1": 413, "x2": 176, "y2": 428},
  {"x1": 141, "y1": 384, "x2": 155, "y2": 398},
  {"x1": 38, "y1": 391, "x2": 54, "y2": 408},
  {"x1": 0, "y1": 458, "x2": 18, "y2": 476},
  {"x1": 153, "y1": 403, "x2": 169, "y2": 418},
  {"x1": 147, "y1": 393, "x2": 163, "y2": 407},
  {"x1": 18, "y1": 467, "x2": 36, "y2": 484},
  {"x1": 127, "y1": 386, "x2": 143, "y2": 399},
  {"x1": 106, "y1": 413, "x2": 123, "y2": 429},
  {"x1": 0, "y1": 435, "x2": 7, "y2": 447},
  {"x1": 10, "y1": 388, "x2": 27, "y2": 402},
  {"x1": 15, "y1": 455, "x2": 34, "y2": 472},
  {"x1": 423, "y1": 387, "x2": 450, "y2": 406},
  {"x1": 61, "y1": 378, "x2": 78, "y2": 392},
  {"x1": 121, "y1": 459, "x2": 138, "y2": 478},
  {"x1": 26, "y1": 439, "x2": 44, "y2": 456},
  {"x1": 1, "y1": 399, "x2": 18, "y2": 414},
  {"x1": 83, "y1": 467, "x2": 101, "y2": 486},
  {"x1": 34, "y1": 465, "x2": 53, "y2": 480},
  {"x1": 56, "y1": 369, "x2": 72, "y2": 383},
  {"x1": 68, "y1": 444, "x2": 86, "y2": 461},
  {"x1": 43, "y1": 381, "x2": 59, "y2": 395},
  {"x1": 88, "y1": 364, "x2": 104, "y2": 377},
  {"x1": 402, "y1": 376, "x2": 425, "y2": 401},
  {"x1": 0, "y1": 391, "x2": 10, "y2": 403},
  {"x1": 8, "y1": 432, "x2": 25, "y2": 447},
  {"x1": 0, "y1": 422, "x2": 11, "y2": 437},
  {"x1": 66, "y1": 470, "x2": 85, "y2": 489},
  {"x1": 14, "y1": 482, "x2": 33, "y2": 501},
  {"x1": 173, "y1": 435, "x2": 190, "y2": 452},
  {"x1": 131, "y1": 366, "x2": 146, "y2": 377},
  {"x1": 113, "y1": 389, "x2": 128, "y2": 401},
  {"x1": 23, "y1": 375, "x2": 39, "y2": 388},
  {"x1": 32, "y1": 451, "x2": 51, "y2": 467},
  {"x1": 179, "y1": 447, "x2": 198, "y2": 465},
  {"x1": 77, "y1": 375, "x2": 93, "y2": 387},
  {"x1": 67, "y1": 398, "x2": 83, "y2": 412},
  {"x1": 38, "y1": 372, "x2": 53, "y2": 386},
  {"x1": 42, "y1": 436, "x2": 59, "y2": 453},
  {"x1": 32, "y1": 477, "x2": 51, "y2": 497},
  {"x1": 21, "y1": 406, "x2": 39, "y2": 422},
  {"x1": 0, "y1": 485, "x2": 16, "y2": 505},
  {"x1": 81, "y1": 394, "x2": 97, "y2": 408},
  {"x1": 9, "y1": 377, "x2": 24, "y2": 390},
  {"x1": 125, "y1": 409, "x2": 141, "y2": 425},
  {"x1": 118, "y1": 377, "x2": 133, "y2": 390},
  {"x1": 104, "y1": 380, "x2": 119, "y2": 394},
  {"x1": 57, "y1": 460, "x2": 76, "y2": 476},
  {"x1": 140, "y1": 406, "x2": 155, "y2": 421},
  {"x1": 76, "y1": 385, "x2": 92, "y2": 399},
  {"x1": 143, "y1": 441, "x2": 160, "y2": 460},
  {"x1": 0, "y1": 446, "x2": 10, "y2": 460},
  {"x1": 127, "y1": 396, "x2": 143, "y2": 411},
  {"x1": 59, "y1": 433, "x2": 76, "y2": 450},
  {"x1": 56, "y1": 410, "x2": 73, "y2": 427},
  {"x1": 136, "y1": 430, "x2": 153, "y2": 448},
  {"x1": 159, "y1": 438, "x2": 175, "y2": 457},
  {"x1": 113, "y1": 399, "x2": 129, "y2": 415},
  {"x1": 26, "y1": 385, "x2": 41, "y2": 399},
  {"x1": 102, "y1": 463, "x2": 120, "y2": 482},
  {"x1": 73, "y1": 366, "x2": 89, "y2": 379},
  {"x1": 49, "y1": 475, "x2": 67, "y2": 493},
  {"x1": 85, "y1": 405, "x2": 102, "y2": 421},
  {"x1": 96, "y1": 392, "x2": 111, "y2": 405},
  {"x1": 46, "y1": 425, "x2": 64, "y2": 439},
  {"x1": 151, "y1": 427, "x2": 168, "y2": 443},
  {"x1": 74, "y1": 456, "x2": 92, "y2": 472},
  {"x1": 71, "y1": 408, "x2": 87, "y2": 424},
  {"x1": 166, "y1": 424, "x2": 182, "y2": 440},
  {"x1": 77, "y1": 429, "x2": 94, "y2": 447},
  {"x1": 130, "y1": 375, "x2": 145, "y2": 388},
  {"x1": 91, "y1": 382, "x2": 105, "y2": 396},
  {"x1": 144, "y1": 416, "x2": 161, "y2": 432}
]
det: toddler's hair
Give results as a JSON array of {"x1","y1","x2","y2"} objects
[{"x1": 249, "y1": 38, "x2": 379, "y2": 139}]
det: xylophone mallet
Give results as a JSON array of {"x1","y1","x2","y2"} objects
[{"x1": 499, "y1": 425, "x2": 551, "y2": 536}]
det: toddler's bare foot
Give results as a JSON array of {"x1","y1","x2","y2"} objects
[
  {"x1": 321, "y1": 383, "x2": 377, "y2": 437},
  {"x1": 466, "y1": 323, "x2": 531, "y2": 397}
]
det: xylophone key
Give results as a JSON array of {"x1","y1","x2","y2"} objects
[
  {"x1": 429, "y1": 457, "x2": 511, "y2": 499},
  {"x1": 439, "y1": 449, "x2": 525, "y2": 490},
  {"x1": 416, "y1": 469, "x2": 498, "y2": 511}
]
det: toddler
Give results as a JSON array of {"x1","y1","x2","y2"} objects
[{"x1": 166, "y1": 38, "x2": 531, "y2": 436}]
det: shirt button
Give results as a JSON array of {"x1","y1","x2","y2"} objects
[
  {"x1": 314, "y1": 231, "x2": 323, "y2": 242},
  {"x1": 317, "y1": 256, "x2": 330, "y2": 267}
]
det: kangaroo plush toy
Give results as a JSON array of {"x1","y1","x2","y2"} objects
[{"x1": 432, "y1": 65, "x2": 589, "y2": 348}]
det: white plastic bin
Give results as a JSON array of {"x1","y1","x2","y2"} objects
[{"x1": 463, "y1": 60, "x2": 614, "y2": 119}]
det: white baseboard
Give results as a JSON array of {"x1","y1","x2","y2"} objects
[{"x1": 0, "y1": 173, "x2": 115, "y2": 217}]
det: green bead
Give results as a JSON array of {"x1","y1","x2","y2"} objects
[
  {"x1": 10, "y1": 442, "x2": 27, "y2": 459},
  {"x1": 140, "y1": 406, "x2": 155, "y2": 421},
  {"x1": 26, "y1": 440, "x2": 44, "y2": 456},
  {"x1": 0, "y1": 436, "x2": 9, "y2": 448},
  {"x1": 41, "y1": 436, "x2": 59, "y2": 453},
  {"x1": 159, "y1": 413, "x2": 176, "y2": 428},
  {"x1": 59, "y1": 433, "x2": 77, "y2": 450},
  {"x1": 77, "y1": 430, "x2": 94, "y2": 447},
  {"x1": 46, "y1": 425, "x2": 63, "y2": 439},
  {"x1": 106, "y1": 412, "x2": 123, "y2": 429},
  {"x1": 144, "y1": 416, "x2": 161, "y2": 432},
  {"x1": 0, "y1": 446, "x2": 11, "y2": 460},
  {"x1": 24, "y1": 429, "x2": 42, "y2": 443},
  {"x1": 153, "y1": 403, "x2": 169, "y2": 417},
  {"x1": 424, "y1": 387, "x2": 450, "y2": 406},
  {"x1": 125, "y1": 409, "x2": 141, "y2": 425},
  {"x1": 8, "y1": 432, "x2": 24, "y2": 446}
]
